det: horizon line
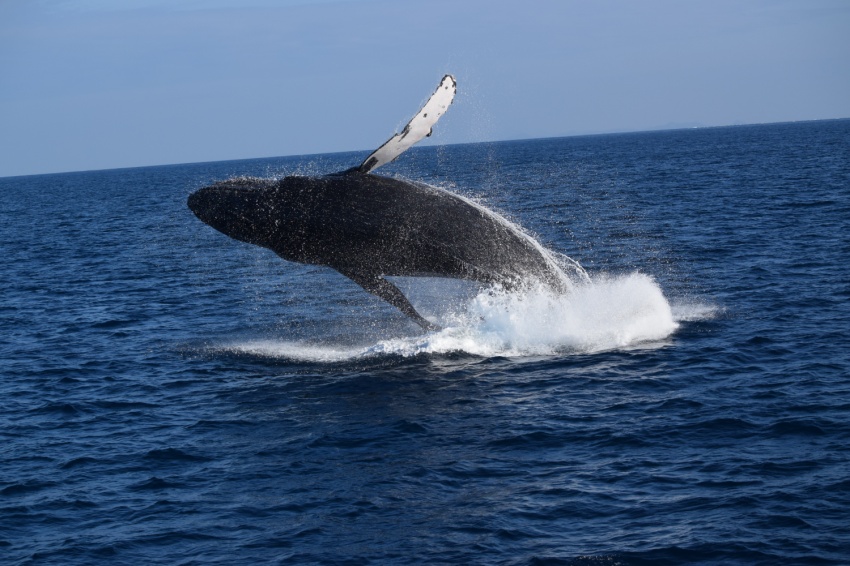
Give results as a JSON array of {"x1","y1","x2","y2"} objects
[{"x1": 2, "y1": 117, "x2": 847, "y2": 180}]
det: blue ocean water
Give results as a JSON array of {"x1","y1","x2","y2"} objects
[{"x1": 1, "y1": 119, "x2": 849, "y2": 565}]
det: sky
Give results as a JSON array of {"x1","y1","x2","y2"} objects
[{"x1": 1, "y1": 0, "x2": 848, "y2": 177}]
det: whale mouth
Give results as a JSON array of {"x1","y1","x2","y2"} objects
[
  {"x1": 188, "y1": 182, "x2": 274, "y2": 246},
  {"x1": 187, "y1": 185, "x2": 239, "y2": 226}
]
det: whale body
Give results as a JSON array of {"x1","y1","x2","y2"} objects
[
  {"x1": 188, "y1": 171, "x2": 577, "y2": 329},
  {"x1": 187, "y1": 76, "x2": 585, "y2": 329}
]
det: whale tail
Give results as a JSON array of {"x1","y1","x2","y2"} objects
[{"x1": 357, "y1": 75, "x2": 456, "y2": 174}]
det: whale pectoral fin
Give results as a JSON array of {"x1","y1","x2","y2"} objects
[
  {"x1": 342, "y1": 271, "x2": 441, "y2": 331},
  {"x1": 358, "y1": 75, "x2": 456, "y2": 174}
]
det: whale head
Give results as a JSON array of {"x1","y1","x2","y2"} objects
[{"x1": 187, "y1": 178, "x2": 287, "y2": 249}]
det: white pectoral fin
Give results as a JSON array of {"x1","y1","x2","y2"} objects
[{"x1": 358, "y1": 74, "x2": 456, "y2": 174}]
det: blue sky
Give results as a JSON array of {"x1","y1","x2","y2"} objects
[{"x1": 1, "y1": 0, "x2": 848, "y2": 177}]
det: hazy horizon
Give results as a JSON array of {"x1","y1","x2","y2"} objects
[
  {"x1": 2, "y1": 0, "x2": 848, "y2": 177},
  {"x1": 2, "y1": 117, "x2": 847, "y2": 179}
]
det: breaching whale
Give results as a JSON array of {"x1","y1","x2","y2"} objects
[{"x1": 188, "y1": 75, "x2": 586, "y2": 330}]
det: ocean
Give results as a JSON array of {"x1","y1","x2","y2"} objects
[{"x1": 1, "y1": 119, "x2": 849, "y2": 565}]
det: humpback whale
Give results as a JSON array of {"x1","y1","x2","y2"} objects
[{"x1": 188, "y1": 75, "x2": 586, "y2": 330}]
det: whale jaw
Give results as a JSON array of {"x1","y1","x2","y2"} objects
[{"x1": 187, "y1": 183, "x2": 279, "y2": 248}]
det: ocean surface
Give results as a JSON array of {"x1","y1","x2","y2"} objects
[{"x1": 2, "y1": 119, "x2": 849, "y2": 565}]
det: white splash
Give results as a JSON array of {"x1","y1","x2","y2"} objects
[{"x1": 216, "y1": 272, "x2": 696, "y2": 362}]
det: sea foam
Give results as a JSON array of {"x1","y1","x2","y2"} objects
[{"x1": 220, "y1": 272, "x2": 687, "y2": 361}]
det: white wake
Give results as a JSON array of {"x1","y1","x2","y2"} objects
[{"x1": 214, "y1": 272, "x2": 710, "y2": 362}]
